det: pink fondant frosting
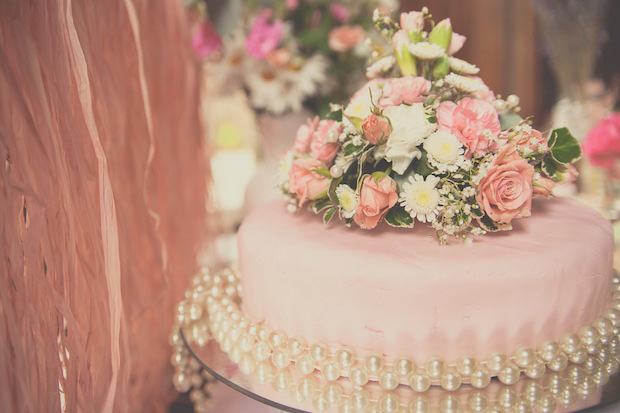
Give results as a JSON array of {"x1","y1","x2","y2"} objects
[{"x1": 238, "y1": 198, "x2": 613, "y2": 362}]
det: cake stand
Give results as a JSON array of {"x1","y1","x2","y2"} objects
[{"x1": 179, "y1": 329, "x2": 620, "y2": 413}]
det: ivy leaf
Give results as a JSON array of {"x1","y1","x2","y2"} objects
[
  {"x1": 541, "y1": 153, "x2": 568, "y2": 179},
  {"x1": 328, "y1": 176, "x2": 343, "y2": 204},
  {"x1": 346, "y1": 116, "x2": 363, "y2": 131},
  {"x1": 549, "y1": 127, "x2": 582, "y2": 164},
  {"x1": 411, "y1": 150, "x2": 433, "y2": 177},
  {"x1": 478, "y1": 214, "x2": 512, "y2": 232},
  {"x1": 311, "y1": 198, "x2": 332, "y2": 214},
  {"x1": 326, "y1": 109, "x2": 343, "y2": 122},
  {"x1": 385, "y1": 204, "x2": 414, "y2": 228},
  {"x1": 323, "y1": 207, "x2": 338, "y2": 224}
]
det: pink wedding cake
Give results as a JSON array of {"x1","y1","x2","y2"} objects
[{"x1": 205, "y1": 7, "x2": 620, "y2": 392}]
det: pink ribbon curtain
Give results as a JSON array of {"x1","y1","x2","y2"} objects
[{"x1": 0, "y1": 0, "x2": 209, "y2": 411}]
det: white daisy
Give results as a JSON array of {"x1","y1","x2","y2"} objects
[
  {"x1": 335, "y1": 185, "x2": 358, "y2": 219},
  {"x1": 383, "y1": 103, "x2": 437, "y2": 174},
  {"x1": 423, "y1": 130, "x2": 465, "y2": 172},
  {"x1": 399, "y1": 174, "x2": 443, "y2": 223},
  {"x1": 344, "y1": 80, "x2": 384, "y2": 121},
  {"x1": 443, "y1": 73, "x2": 484, "y2": 93},
  {"x1": 366, "y1": 55, "x2": 396, "y2": 78},
  {"x1": 277, "y1": 151, "x2": 296, "y2": 188},
  {"x1": 448, "y1": 57, "x2": 480, "y2": 75},
  {"x1": 408, "y1": 42, "x2": 445, "y2": 60}
]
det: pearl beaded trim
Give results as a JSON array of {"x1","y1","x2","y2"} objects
[{"x1": 179, "y1": 266, "x2": 620, "y2": 393}]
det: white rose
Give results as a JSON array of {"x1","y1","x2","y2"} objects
[{"x1": 383, "y1": 103, "x2": 437, "y2": 174}]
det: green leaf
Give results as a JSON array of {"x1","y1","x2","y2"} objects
[
  {"x1": 326, "y1": 109, "x2": 343, "y2": 122},
  {"x1": 478, "y1": 214, "x2": 512, "y2": 232},
  {"x1": 323, "y1": 207, "x2": 337, "y2": 224},
  {"x1": 385, "y1": 204, "x2": 414, "y2": 228},
  {"x1": 344, "y1": 143, "x2": 362, "y2": 156},
  {"x1": 549, "y1": 127, "x2": 582, "y2": 164},
  {"x1": 346, "y1": 116, "x2": 363, "y2": 131},
  {"x1": 311, "y1": 198, "x2": 331, "y2": 214},
  {"x1": 499, "y1": 111, "x2": 523, "y2": 130},
  {"x1": 411, "y1": 150, "x2": 433, "y2": 177},
  {"x1": 328, "y1": 176, "x2": 343, "y2": 204},
  {"x1": 541, "y1": 155, "x2": 558, "y2": 178},
  {"x1": 312, "y1": 168, "x2": 332, "y2": 178}
]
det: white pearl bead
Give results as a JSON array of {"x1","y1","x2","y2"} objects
[
  {"x1": 350, "y1": 390, "x2": 370, "y2": 410},
  {"x1": 394, "y1": 356, "x2": 415, "y2": 377},
  {"x1": 470, "y1": 368, "x2": 491, "y2": 389},
  {"x1": 408, "y1": 395, "x2": 430, "y2": 413},
  {"x1": 524, "y1": 359, "x2": 546, "y2": 379},
  {"x1": 272, "y1": 349, "x2": 291, "y2": 369},
  {"x1": 606, "y1": 309, "x2": 620, "y2": 327},
  {"x1": 456, "y1": 355, "x2": 478, "y2": 376},
  {"x1": 268, "y1": 330, "x2": 288, "y2": 349},
  {"x1": 497, "y1": 363, "x2": 520, "y2": 385},
  {"x1": 548, "y1": 353, "x2": 568, "y2": 371},
  {"x1": 255, "y1": 361, "x2": 275, "y2": 383},
  {"x1": 487, "y1": 352, "x2": 508, "y2": 373},
  {"x1": 440, "y1": 368, "x2": 462, "y2": 391},
  {"x1": 310, "y1": 343, "x2": 328, "y2": 362},
  {"x1": 329, "y1": 165, "x2": 343, "y2": 178},
  {"x1": 506, "y1": 94, "x2": 520, "y2": 108},
  {"x1": 238, "y1": 333, "x2": 256, "y2": 353},
  {"x1": 251, "y1": 340, "x2": 272, "y2": 361},
  {"x1": 594, "y1": 318, "x2": 614, "y2": 338},
  {"x1": 493, "y1": 99, "x2": 507, "y2": 111},
  {"x1": 288, "y1": 336, "x2": 307, "y2": 357},
  {"x1": 537, "y1": 394, "x2": 557, "y2": 413},
  {"x1": 239, "y1": 354, "x2": 256, "y2": 374},
  {"x1": 425, "y1": 357, "x2": 446, "y2": 379},
  {"x1": 256, "y1": 326, "x2": 269, "y2": 341},
  {"x1": 467, "y1": 391, "x2": 489, "y2": 411},
  {"x1": 538, "y1": 340, "x2": 560, "y2": 362},
  {"x1": 322, "y1": 360, "x2": 340, "y2": 381},
  {"x1": 560, "y1": 334, "x2": 582, "y2": 354},
  {"x1": 335, "y1": 347, "x2": 355, "y2": 369},
  {"x1": 514, "y1": 346, "x2": 536, "y2": 368},
  {"x1": 349, "y1": 366, "x2": 369, "y2": 386},
  {"x1": 273, "y1": 370, "x2": 291, "y2": 392},
  {"x1": 296, "y1": 355, "x2": 316, "y2": 375},
  {"x1": 322, "y1": 383, "x2": 343, "y2": 405},
  {"x1": 364, "y1": 353, "x2": 384, "y2": 374},
  {"x1": 440, "y1": 394, "x2": 461, "y2": 411},
  {"x1": 408, "y1": 372, "x2": 431, "y2": 392},
  {"x1": 378, "y1": 368, "x2": 400, "y2": 390},
  {"x1": 378, "y1": 393, "x2": 400, "y2": 413},
  {"x1": 578, "y1": 326, "x2": 600, "y2": 346}
]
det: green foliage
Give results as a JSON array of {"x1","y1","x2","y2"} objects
[
  {"x1": 323, "y1": 207, "x2": 337, "y2": 224},
  {"x1": 326, "y1": 109, "x2": 343, "y2": 122},
  {"x1": 548, "y1": 127, "x2": 582, "y2": 164},
  {"x1": 385, "y1": 204, "x2": 414, "y2": 228}
]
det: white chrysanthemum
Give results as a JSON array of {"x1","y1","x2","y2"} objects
[
  {"x1": 408, "y1": 42, "x2": 445, "y2": 60},
  {"x1": 344, "y1": 81, "x2": 383, "y2": 121},
  {"x1": 366, "y1": 56, "x2": 396, "y2": 78},
  {"x1": 335, "y1": 185, "x2": 358, "y2": 219},
  {"x1": 423, "y1": 130, "x2": 465, "y2": 172},
  {"x1": 277, "y1": 151, "x2": 295, "y2": 188},
  {"x1": 399, "y1": 174, "x2": 443, "y2": 223},
  {"x1": 383, "y1": 103, "x2": 437, "y2": 174},
  {"x1": 448, "y1": 57, "x2": 480, "y2": 75},
  {"x1": 245, "y1": 54, "x2": 328, "y2": 114},
  {"x1": 443, "y1": 73, "x2": 484, "y2": 93}
]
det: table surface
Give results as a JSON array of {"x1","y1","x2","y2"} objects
[{"x1": 182, "y1": 330, "x2": 620, "y2": 413}]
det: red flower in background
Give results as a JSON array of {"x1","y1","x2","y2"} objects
[{"x1": 584, "y1": 113, "x2": 620, "y2": 169}]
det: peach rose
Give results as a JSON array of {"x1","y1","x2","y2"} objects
[
  {"x1": 293, "y1": 116, "x2": 319, "y2": 153},
  {"x1": 354, "y1": 175, "x2": 398, "y2": 230},
  {"x1": 362, "y1": 114, "x2": 391, "y2": 145},
  {"x1": 477, "y1": 145, "x2": 535, "y2": 224},
  {"x1": 516, "y1": 129, "x2": 547, "y2": 152},
  {"x1": 288, "y1": 157, "x2": 330, "y2": 206},
  {"x1": 379, "y1": 76, "x2": 432, "y2": 108},
  {"x1": 310, "y1": 120, "x2": 341, "y2": 164},
  {"x1": 328, "y1": 25, "x2": 365, "y2": 52},
  {"x1": 533, "y1": 175, "x2": 556, "y2": 197}
]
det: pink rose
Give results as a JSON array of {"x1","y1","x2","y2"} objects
[
  {"x1": 379, "y1": 76, "x2": 432, "y2": 108},
  {"x1": 362, "y1": 114, "x2": 391, "y2": 145},
  {"x1": 328, "y1": 25, "x2": 365, "y2": 52},
  {"x1": 191, "y1": 21, "x2": 222, "y2": 58},
  {"x1": 469, "y1": 76, "x2": 496, "y2": 103},
  {"x1": 533, "y1": 175, "x2": 556, "y2": 197},
  {"x1": 288, "y1": 157, "x2": 330, "y2": 206},
  {"x1": 245, "y1": 10, "x2": 284, "y2": 60},
  {"x1": 310, "y1": 120, "x2": 341, "y2": 164},
  {"x1": 267, "y1": 48, "x2": 292, "y2": 68},
  {"x1": 329, "y1": 3, "x2": 349, "y2": 23},
  {"x1": 447, "y1": 32, "x2": 466, "y2": 55},
  {"x1": 400, "y1": 11, "x2": 424, "y2": 33},
  {"x1": 437, "y1": 97, "x2": 501, "y2": 158},
  {"x1": 477, "y1": 145, "x2": 535, "y2": 224},
  {"x1": 293, "y1": 117, "x2": 320, "y2": 153},
  {"x1": 584, "y1": 113, "x2": 620, "y2": 169},
  {"x1": 354, "y1": 175, "x2": 398, "y2": 230},
  {"x1": 517, "y1": 129, "x2": 547, "y2": 151}
]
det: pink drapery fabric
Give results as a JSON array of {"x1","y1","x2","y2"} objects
[{"x1": 0, "y1": 0, "x2": 209, "y2": 411}]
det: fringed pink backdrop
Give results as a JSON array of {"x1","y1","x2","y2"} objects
[{"x1": 0, "y1": 0, "x2": 209, "y2": 411}]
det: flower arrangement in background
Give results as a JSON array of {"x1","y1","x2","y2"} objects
[
  {"x1": 584, "y1": 113, "x2": 620, "y2": 173},
  {"x1": 189, "y1": 0, "x2": 399, "y2": 115},
  {"x1": 278, "y1": 7, "x2": 582, "y2": 243}
]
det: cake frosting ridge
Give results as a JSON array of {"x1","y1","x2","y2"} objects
[{"x1": 239, "y1": 197, "x2": 613, "y2": 362}]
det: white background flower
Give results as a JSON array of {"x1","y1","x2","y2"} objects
[
  {"x1": 448, "y1": 57, "x2": 480, "y2": 75},
  {"x1": 383, "y1": 103, "x2": 437, "y2": 174},
  {"x1": 408, "y1": 42, "x2": 445, "y2": 60},
  {"x1": 443, "y1": 73, "x2": 484, "y2": 93},
  {"x1": 399, "y1": 174, "x2": 443, "y2": 223}
]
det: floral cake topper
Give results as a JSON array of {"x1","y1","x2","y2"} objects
[{"x1": 279, "y1": 7, "x2": 582, "y2": 243}]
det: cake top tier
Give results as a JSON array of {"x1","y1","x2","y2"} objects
[{"x1": 277, "y1": 7, "x2": 583, "y2": 244}]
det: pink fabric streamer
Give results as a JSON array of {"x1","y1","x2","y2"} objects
[{"x1": 0, "y1": 0, "x2": 210, "y2": 411}]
